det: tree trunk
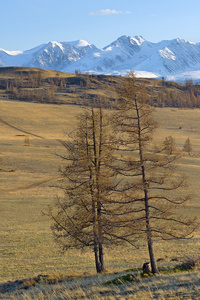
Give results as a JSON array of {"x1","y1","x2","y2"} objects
[
  {"x1": 99, "y1": 242, "x2": 104, "y2": 272},
  {"x1": 135, "y1": 97, "x2": 158, "y2": 274},
  {"x1": 144, "y1": 184, "x2": 158, "y2": 273},
  {"x1": 94, "y1": 246, "x2": 101, "y2": 273},
  {"x1": 147, "y1": 236, "x2": 158, "y2": 274}
]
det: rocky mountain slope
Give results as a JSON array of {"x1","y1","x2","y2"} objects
[{"x1": 1, "y1": 36, "x2": 200, "y2": 81}]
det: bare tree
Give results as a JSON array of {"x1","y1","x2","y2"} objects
[
  {"x1": 114, "y1": 71, "x2": 197, "y2": 273},
  {"x1": 48, "y1": 100, "x2": 132, "y2": 273}
]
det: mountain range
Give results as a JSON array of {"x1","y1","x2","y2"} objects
[{"x1": 1, "y1": 35, "x2": 200, "y2": 82}]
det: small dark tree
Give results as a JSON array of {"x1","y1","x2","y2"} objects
[
  {"x1": 163, "y1": 136, "x2": 177, "y2": 155},
  {"x1": 183, "y1": 137, "x2": 192, "y2": 156}
]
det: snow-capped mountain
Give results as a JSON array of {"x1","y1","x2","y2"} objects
[
  {"x1": 28, "y1": 40, "x2": 98, "y2": 70},
  {"x1": 1, "y1": 36, "x2": 200, "y2": 81}
]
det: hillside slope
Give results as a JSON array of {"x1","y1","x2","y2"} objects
[{"x1": 0, "y1": 66, "x2": 200, "y2": 109}]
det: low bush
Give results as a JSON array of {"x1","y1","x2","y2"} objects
[
  {"x1": 105, "y1": 273, "x2": 136, "y2": 285},
  {"x1": 175, "y1": 256, "x2": 200, "y2": 271}
]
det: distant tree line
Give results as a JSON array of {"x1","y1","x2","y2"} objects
[
  {"x1": 8, "y1": 86, "x2": 57, "y2": 103},
  {"x1": 149, "y1": 79, "x2": 200, "y2": 108},
  {"x1": 1, "y1": 70, "x2": 200, "y2": 108}
]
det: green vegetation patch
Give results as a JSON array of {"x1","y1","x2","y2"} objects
[
  {"x1": 157, "y1": 257, "x2": 200, "y2": 275},
  {"x1": 105, "y1": 273, "x2": 137, "y2": 285},
  {"x1": 105, "y1": 257, "x2": 200, "y2": 286}
]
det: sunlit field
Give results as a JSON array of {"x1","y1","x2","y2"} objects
[{"x1": 1, "y1": 99, "x2": 200, "y2": 288}]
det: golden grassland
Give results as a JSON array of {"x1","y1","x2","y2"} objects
[{"x1": 1, "y1": 98, "x2": 200, "y2": 297}]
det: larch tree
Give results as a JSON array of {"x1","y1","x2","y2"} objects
[
  {"x1": 163, "y1": 136, "x2": 177, "y2": 155},
  {"x1": 114, "y1": 71, "x2": 197, "y2": 274},
  {"x1": 182, "y1": 137, "x2": 192, "y2": 156},
  {"x1": 48, "y1": 100, "x2": 138, "y2": 273}
]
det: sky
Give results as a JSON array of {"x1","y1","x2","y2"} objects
[{"x1": 1, "y1": 0, "x2": 200, "y2": 51}]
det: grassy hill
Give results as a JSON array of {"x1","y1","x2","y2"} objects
[{"x1": 0, "y1": 66, "x2": 199, "y2": 108}]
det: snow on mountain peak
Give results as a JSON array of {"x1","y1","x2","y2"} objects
[
  {"x1": 77, "y1": 40, "x2": 90, "y2": 47},
  {"x1": 116, "y1": 35, "x2": 145, "y2": 45},
  {"x1": 0, "y1": 48, "x2": 23, "y2": 56},
  {"x1": 103, "y1": 35, "x2": 146, "y2": 53},
  {"x1": 130, "y1": 36, "x2": 145, "y2": 46},
  {"x1": 62, "y1": 40, "x2": 91, "y2": 48},
  {"x1": 50, "y1": 41, "x2": 64, "y2": 51},
  {"x1": 176, "y1": 38, "x2": 196, "y2": 45},
  {"x1": 159, "y1": 47, "x2": 176, "y2": 61}
]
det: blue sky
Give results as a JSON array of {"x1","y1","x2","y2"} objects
[{"x1": 1, "y1": 0, "x2": 200, "y2": 50}]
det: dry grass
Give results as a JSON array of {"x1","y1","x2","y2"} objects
[
  {"x1": 0, "y1": 66, "x2": 75, "y2": 79},
  {"x1": 1, "y1": 269, "x2": 200, "y2": 299},
  {"x1": 1, "y1": 99, "x2": 200, "y2": 298}
]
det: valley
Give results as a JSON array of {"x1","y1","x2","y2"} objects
[
  {"x1": 1, "y1": 99, "x2": 200, "y2": 278},
  {"x1": 1, "y1": 69, "x2": 200, "y2": 298}
]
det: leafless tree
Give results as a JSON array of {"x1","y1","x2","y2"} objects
[
  {"x1": 114, "y1": 71, "x2": 197, "y2": 273},
  {"x1": 48, "y1": 100, "x2": 137, "y2": 273}
]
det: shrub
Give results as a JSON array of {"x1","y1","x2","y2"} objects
[
  {"x1": 175, "y1": 256, "x2": 200, "y2": 271},
  {"x1": 105, "y1": 273, "x2": 136, "y2": 285}
]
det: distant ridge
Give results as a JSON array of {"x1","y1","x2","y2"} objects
[{"x1": 1, "y1": 36, "x2": 200, "y2": 82}]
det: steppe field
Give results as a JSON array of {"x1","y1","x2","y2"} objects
[{"x1": 1, "y1": 97, "x2": 200, "y2": 299}]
